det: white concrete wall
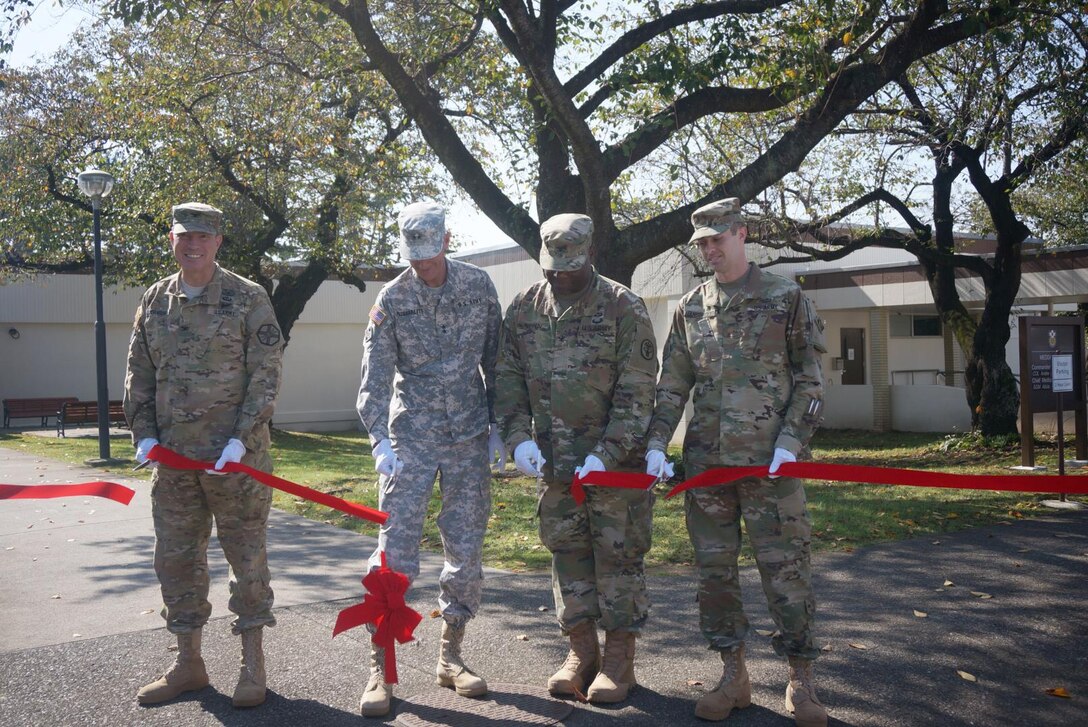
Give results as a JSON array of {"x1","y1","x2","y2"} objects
[
  {"x1": 0, "y1": 321, "x2": 133, "y2": 402},
  {"x1": 822, "y1": 384, "x2": 874, "y2": 430},
  {"x1": 0, "y1": 273, "x2": 378, "y2": 433},
  {"x1": 890, "y1": 385, "x2": 973, "y2": 432}
]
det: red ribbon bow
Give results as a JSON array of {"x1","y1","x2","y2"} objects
[
  {"x1": 332, "y1": 553, "x2": 422, "y2": 683},
  {"x1": 147, "y1": 445, "x2": 387, "y2": 524}
]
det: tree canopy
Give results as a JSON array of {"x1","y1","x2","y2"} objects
[
  {"x1": 1, "y1": 2, "x2": 435, "y2": 339},
  {"x1": 755, "y1": 4, "x2": 1088, "y2": 435}
]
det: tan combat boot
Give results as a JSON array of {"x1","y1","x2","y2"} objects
[
  {"x1": 694, "y1": 644, "x2": 751, "y2": 721},
  {"x1": 585, "y1": 630, "x2": 636, "y2": 703},
  {"x1": 360, "y1": 643, "x2": 392, "y2": 717},
  {"x1": 786, "y1": 656, "x2": 827, "y2": 727},
  {"x1": 136, "y1": 629, "x2": 210, "y2": 705},
  {"x1": 435, "y1": 621, "x2": 488, "y2": 697},
  {"x1": 231, "y1": 627, "x2": 266, "y2": 708},
  {"x1": 547, "y1": 620, "x2": 600, "y2": 696}
]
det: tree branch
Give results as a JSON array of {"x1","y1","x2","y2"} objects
[{"x1": 565, "y1": 0, "x2": 790, "y2": 96}]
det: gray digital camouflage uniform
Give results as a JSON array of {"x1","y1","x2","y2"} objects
[
  {"x1": 647, "y1": 263, "x2": 826, "y2": 659},
  {"x1": 356, "y1": 257, "x2": 500, "y2": 626},
  {"x1": 495, "y1": 271, "x2": 658, "y2": 632},
  {"x1": 124, "y1": 264, "x2": 283, "y2": 635}
]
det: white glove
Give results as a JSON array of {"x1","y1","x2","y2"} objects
[
  {"x1": 373, "y1": 438, "x2": 403, "y2": 477},
  {"x1": 513, "y1": 440, "x2": 546, "y2": 478},
  {"x1": 488, "y1": 424, "x2": 507, "y2": 471},
  {"x1": 645, "y1": 449, "x2": 675, "y2": 480},
  {"x1": 574, "y1": 454, "x2": 606, "y2": 480},
  {"x1": 207, "y1": 438, "x2": 246, "y2": 475},
  {"x1": 768, "y1": 447, "x2": 796, "y2": 479},
  {"x1": 136, "y1": 437, "x2": 159, "y2": 465}
]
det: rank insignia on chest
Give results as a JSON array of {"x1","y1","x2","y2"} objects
[{"x1": 369, "y1": 306, "x2": 387, "y2": 326}]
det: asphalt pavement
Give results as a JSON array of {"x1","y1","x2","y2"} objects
[{"x1": 2, "y1": 441, "x2": 1087, "y2": 726}]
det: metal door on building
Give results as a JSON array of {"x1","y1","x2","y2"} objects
[{"x1": 840, "y1": 328, "x2": 865, "y2": 384}]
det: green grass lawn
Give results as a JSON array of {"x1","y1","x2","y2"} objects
[{"x1": 2, "y1": 428, "x2": 1081, "y2": 572}]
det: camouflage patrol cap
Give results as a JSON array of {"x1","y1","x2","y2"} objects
[
  {"x1": 171, "y1": 202, "x2": 223, "y2": 235},
  {"x1": 539, "y1": 213, "x2": 592, "y2": 271},
  {"x1": 398, "y1": 202, "x2": 446, "y2": 261},
  {"x1": 689, "y1": 197, "x2": 744, "y2": 243}
]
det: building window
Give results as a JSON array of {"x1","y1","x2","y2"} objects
[{"x1": 890, "y1": 314, "x2": 942, "y2": 337}]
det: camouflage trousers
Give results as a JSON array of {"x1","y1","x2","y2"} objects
[
  {"x1": 685, "y1": 470, "x2": 820, "y2": 659},
  {"x1": 150, "y1": 449, "x2": 275, "y2": 635},
  {"x1": 538, "y1": 479, "x2": 653, "y2": 633},
  {"x1": 369, "y1": 432, "x2": 491, "y2": 626}
]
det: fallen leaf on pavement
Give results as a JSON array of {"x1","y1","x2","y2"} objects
[
  {"x1": 821, "y1": 644, "x2": 834, "y2": 652},
  {"x1": 755, "y1": 629, "x2": 775, "y2": 637},
  {"x1": 943, "y1": 580, "x2": 955, "y2": 587},
  {"x1": 970, "y1": 592, "x2": 993, "y2": 599},
  {"x1": 1045, "y1": 687, "x2": 1071, "y2": 699},
  {"x1": 913, "y1": 610, "x2": 928, "y2": 618},
  {"x1": 957, "y1": 670, "x2": 977, "y2": 682},
  {"x1": 516, "y1": 634, "x2": 528, "y2": 641},
  {"x1": 538, "y1": 606, "x2": 548, "y2": 612},
  {"x1": 687, "y1": 679, "x2": 703, "y2": 687},
  {"x1": 430, "y1": 610, "x2": 441, "y2": 619},
  {"x1": 848, "y1": 643, "x2": 868, "y2": 650},
  {"x1": 141, "y1": 609, "x2": 154, "y2": 615},
  {"x1": 50, "y1": 594, "x2": 61, "y2": 599}
]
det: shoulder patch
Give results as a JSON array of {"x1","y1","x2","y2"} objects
[
  {"x1": 640, "y1": 339, "x2": 655, "y2": 361},
  {"x1": 369, "y1": 306, "x2": 387, "y2": 326},
  {"x1": 257, "y1": 323, "x2": 281, "y2": 346}
]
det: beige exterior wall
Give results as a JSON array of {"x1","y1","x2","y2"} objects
[
  {"x1": 5, "y1": 242, "x2": 1085, "y2": 438},
  {"x1": 0, "y1": 273, "x2": 377, "y2": 434}
]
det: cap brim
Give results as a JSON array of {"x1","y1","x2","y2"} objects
[
  {"x1": 688, "y1": 224, "x2": 731, "y2": 244},
  {"x1": 172, "y1": 223, "x2": 219, "y2": 235},
  {"x1": 401, "y1": 242, "x2": 444, "y2": 261},
  {"x1": 539, "y1": 250, "x2": 588, "y2": 272}
]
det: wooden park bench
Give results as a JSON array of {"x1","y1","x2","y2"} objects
[
  {"x1": 56, "y1": 400, "x2": 128, "y2": 437},
  {"x1": 2, "y1": 397, "x2": 79, "y2": 428}
]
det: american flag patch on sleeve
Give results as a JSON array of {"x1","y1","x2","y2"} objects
[{"x1": 369, "y1": 306, "x2": 387, "y2": 326}]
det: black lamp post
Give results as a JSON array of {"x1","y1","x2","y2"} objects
[{"x1": 77, "y1": 168, "x2": 117, "y2": 465}]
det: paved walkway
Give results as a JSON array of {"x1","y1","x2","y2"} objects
[{"x1": 1, "y1": 444, "x2": 1086, "y2": 726}]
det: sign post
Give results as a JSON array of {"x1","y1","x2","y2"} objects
[
  {"x1": 1017, "y1": 316, "x2": 1087, "y2": 469},
  {"x1": 1052, "y1": 353, "x2": 1073, "y2": 496}
]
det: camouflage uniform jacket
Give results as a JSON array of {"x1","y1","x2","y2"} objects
[
  {"x1": 356, "y1": 257, "x2": 501, "y2": 445},
  {"x1": 647, "y1": 263, "x2": 825, "y2": 466},
  {"x1": 495, "y1": 271, "x2": 658, "y2": 480},
  {"x1": 123, "y1": 265, "x2": 284, "y2": 461}
]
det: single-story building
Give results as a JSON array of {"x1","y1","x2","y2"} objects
[{"x1": 2, "y1": 237, "x2": 1085, "y2": 441}]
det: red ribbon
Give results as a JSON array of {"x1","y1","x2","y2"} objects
[
  {"x1": 665, "y1": 462, "x2": 1088, "y2": 499},
  {"x1": 0, "y1": 481, "x2": 135, "y2": 505},
  {"x1": 571, "y1": 470, "x2": 658, "y2": 504},
  {"x1": 147, "y1": 445, "x2": 388, "y2": 524},
  {"x1": 332, "y1": 553, "x2": 422, "y2": 684}
]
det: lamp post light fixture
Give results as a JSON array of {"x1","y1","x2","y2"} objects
[{"x1": 77, "y1": 168, "x2": 119, "y2": 465}]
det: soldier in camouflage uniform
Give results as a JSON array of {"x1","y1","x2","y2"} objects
[
  {"x1": 355, "y1": 201, "x2": 504, "y2": 717},
  {"x1": 124, "y1": 202, "x2": 284, "y2": 709},
  {"x1": 645, "y1": 198, "x2": 827, "y2": 726},
  {"x1": 495, "y1": 213, "x2": 658, "y2": 704}
]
